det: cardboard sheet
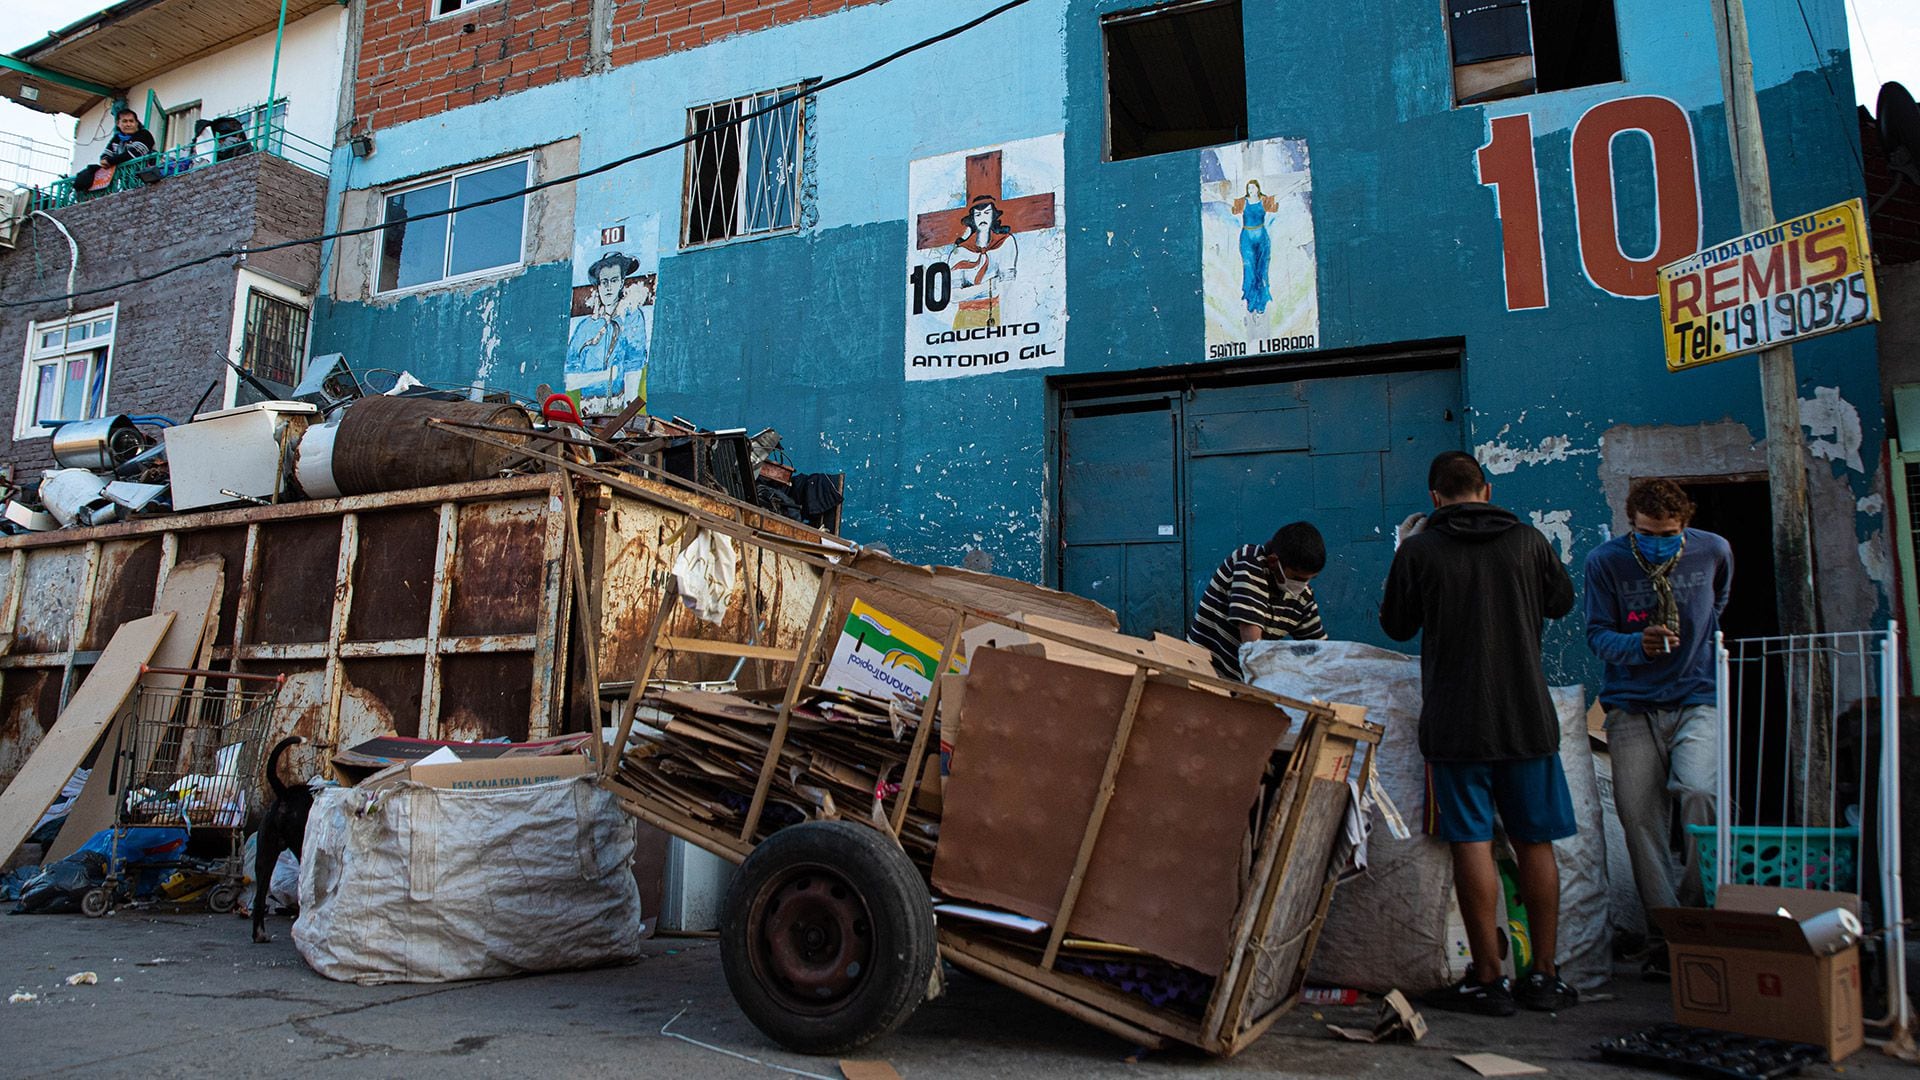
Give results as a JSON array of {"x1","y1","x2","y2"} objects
[
  {"x1": 0, "y1": 613, "x2": 175, "y2": 862},
  {"x1": 45, "y1": 557, "x2": 226, "y2": 862},
  {"x1": 932, "y1": 647, "x2": 1285, "y2": 975}
]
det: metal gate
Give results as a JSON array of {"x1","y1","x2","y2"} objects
[{"x1": 1057, "y1": 362, "x2": 1462, "y2": 642}]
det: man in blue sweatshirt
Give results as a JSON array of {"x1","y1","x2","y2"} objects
[{"x1": 1583, "y1": 478, "x2": 1732, "y2": 977}]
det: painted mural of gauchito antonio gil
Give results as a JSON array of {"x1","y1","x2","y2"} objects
[
  {"x1": 566, "y1": 217, "x2": 659, "y2": 414},
  {"x1": 905, "y1": 133, "x2": 1067, "y2": 380},
  {"x1": 1201, "y1": 137, "x2": 1319, "y2": 361}
]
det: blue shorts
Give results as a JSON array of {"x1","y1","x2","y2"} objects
[{"x1": 1424, "y1": 754, "x2": 1577, "y2": 843}]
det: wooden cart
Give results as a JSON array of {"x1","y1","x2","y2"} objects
[
  {"x1": 432, "y1": 425, "x2": 1383, "y2": 1057},
  {"x1": 595, "y1": 556, "x2": 1379, "y2": 1054}
]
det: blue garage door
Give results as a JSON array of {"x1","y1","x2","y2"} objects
[{"x1": 1059, "y1": 366, "x2": 1462, "y2": 645}]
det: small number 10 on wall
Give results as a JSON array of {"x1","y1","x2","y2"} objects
[{"x1": 1478, "y1": 95, "x2": 1703, "y2": 309}]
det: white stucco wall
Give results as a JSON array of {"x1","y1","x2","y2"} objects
[{"x1": 68, "y1": 7, "x2": 347, "y2": 171}]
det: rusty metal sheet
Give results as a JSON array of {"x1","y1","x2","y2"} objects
[
  {"x1": 79, "y1": 538, "x2": 162, "y2": 650},
  {"x1": 594, "y1": 492, "x2": 821, "y2": 687},
  {"x1": 0, "y1": 669, "x2": 62, "y2": 789},
  {"x1": 16, "y1": 548, "x2": 87, "y2": 654},
  {"x1": 346, "y1": 508, "x2": 437, "y2": 641},
  {"x1": 340, "y1": 658, "x2": 425, "y2": 740},
  {"x1": 439, "y1": 655, "x2": 533, "y2": 742},
  {"x1": 447, "y1": 498, "x2": 546, "y2": 637},
  {"x1": 932, "y1": 648, "x2": 1284, "y2": 976},
  {"x1": 250, "y1": 520, "x2": 342, "y2": 644}
]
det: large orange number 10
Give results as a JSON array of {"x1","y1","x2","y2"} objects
[{"x1": 1477, "y1": 95, "x2": 1702, "y2": 310}]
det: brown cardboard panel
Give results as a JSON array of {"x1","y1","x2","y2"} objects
[
  {"x1": 1654, "y1": 907, "x2": 1813, "y2": 952},
  {"x1": 1715, "y1": 883, "x2": 1859, "y2": 919},
  {"x1": 933, "y1": 647, "x2": 1284, "y2": 975},
  {"x1": 406, "y1": 755, "x2": 593, "y2": 790},
  {"x1": 1667, "y1": 944, "x2": 1862, "y2": 1060},
  {"x1": 0, "y1": 613, "x2": 175, "y2": 861}
]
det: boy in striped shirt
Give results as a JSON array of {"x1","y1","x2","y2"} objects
[{"x1": 1187, "y1": 522, "x2": 1328, "y2": 681}]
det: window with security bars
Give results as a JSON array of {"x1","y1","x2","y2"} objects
[
  {"x1": 682, "y1": 85, "x2": 807, "y2": 246},
  {"x1": 240, "y1": 289, "x2": 310, "y2": 387}
]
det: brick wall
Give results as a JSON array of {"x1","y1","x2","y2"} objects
[
  {"x1": 354, "y1": 0, "x2": 889, "y2": 133},
  {"x1": 0, "y1": 155, "x2": 329, "y2": 478}
]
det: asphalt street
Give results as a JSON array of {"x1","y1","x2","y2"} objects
[{"x1": 1, "y1": 909, "x2": 1912, "y2": 1078}]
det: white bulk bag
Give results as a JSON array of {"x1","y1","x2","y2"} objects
[
  {"x1": 1242, "y1": 640, "x2": 1612, "y2": 992},
  {"x1": 294, "y1": 775, "x2": 645, "y2": 985}
]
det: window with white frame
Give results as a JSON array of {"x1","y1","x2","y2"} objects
[
  {"x1": 15, "y1": 307, "x2": 115, "y2": 438},
  {"x1": 163, "y1": 102, "x2": 202, "y2": 152},
  {"x1": 378, "y1": 157, "x2": 529, "y2": 293},
  {"x1": 682, "y1": 85, "x2": 807, "y2": 246},
  {"x1": 431, "y1": 0, "x2": 501, "y2": 18}
]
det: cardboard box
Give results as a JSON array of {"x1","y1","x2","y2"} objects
[
  {"x1": 407, "y1": 755, "x2": 593, "y2": 791},
  {"x1": 1652, "y1": 884, "x2": 1864, "y2": 1061}
]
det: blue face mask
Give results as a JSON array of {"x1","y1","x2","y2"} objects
[{"x1": 1636, "y1": 533, "x2": 1683, "y2": 563}]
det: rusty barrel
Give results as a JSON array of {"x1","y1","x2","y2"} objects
[{"x1": 329, "y1": 396, "x2": 531, "y2": 496}]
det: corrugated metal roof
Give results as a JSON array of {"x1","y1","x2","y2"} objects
[{"x1": 3, "y1": 0, "x2": 338, "y2": 117}]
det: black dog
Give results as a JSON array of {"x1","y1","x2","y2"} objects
[{"x1": 252, "y1": 736, "x2": 312, "y2": 943}]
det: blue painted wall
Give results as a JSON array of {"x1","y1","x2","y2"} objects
[{"x1": 311, "y1": 0, "x2": 1884, "y2": 683}]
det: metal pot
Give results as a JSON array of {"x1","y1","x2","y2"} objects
[{"x1": 50, "y1": 415, "x2": 143, "y2": 471}]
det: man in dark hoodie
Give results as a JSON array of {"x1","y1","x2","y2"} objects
[
  {"x1": 73, "y1": 108, "x2": 157, "y2": 194},
  {"x1": 1381, "y1": 450, "x2": 1578, "y2": 1016}
]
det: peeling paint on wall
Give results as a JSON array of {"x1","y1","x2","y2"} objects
[
  {"x1": 1530, "y1": 509, "x2": 1574, "y2": 565},
  {"x1": 1860, "y1": 529, "x2": 1893, "y2": 593},
  {"x1": 1477, "y1": 432, "x2": 1597, "y2": 475},
  {"x1": 1799, "y1": 385, "x2": 1863, "y2": 472},
  {"x1": 1858, "y1": 493, "x2": 1884, "y2": 516}
]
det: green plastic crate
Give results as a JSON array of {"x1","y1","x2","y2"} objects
[{"x1": 1687, "y1": 825, "x2": 1860, "y2": 905}]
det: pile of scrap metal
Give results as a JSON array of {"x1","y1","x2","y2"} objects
[
  {"x1": 619, "y1": 685, "x2": 940, "y2": 867},
  {"x1": 0, "y1": 353, "x2": 842, "y2": 534}
]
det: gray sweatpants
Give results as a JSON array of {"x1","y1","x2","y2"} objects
[{"x1": 1605, "y1": 704, "x2": 1718, "y2": 918}]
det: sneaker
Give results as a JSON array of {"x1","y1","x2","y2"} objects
[
  {"x1": 1514, "y1": 971, "x2": 1579, "y2": 1012},
  {"x1": 1423, "y1": 974, "x2": 1517, "y2": 1017}
]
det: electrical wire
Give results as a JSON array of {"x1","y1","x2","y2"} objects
[
  {"x1": 1791, "y1": 0, "x2": 1867, "y2": 175},
  {"x1": 1844, "y1": 0, "x2": 1881, "y2": 92},
  {"x1": 0, "y1": 0, "x2": 1035, "y2": 310}
]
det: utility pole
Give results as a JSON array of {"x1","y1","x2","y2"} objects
[
  {"x1": 1710, "y1": 0, "x2": 1818, "y2": 639},
  {"x1": 1711, "y1": 0, "x2": 1830, "y2": 826}
]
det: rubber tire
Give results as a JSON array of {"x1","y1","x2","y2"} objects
[
  {"x1": 206, "y1": 883, "x2": 240, "y2": 914},
  {"x1": 720, "y1": 821, "x2": 935, "y2": 1055},
  {"x1": 80, "y1": 887, "x2": 111, "y2": 918}
]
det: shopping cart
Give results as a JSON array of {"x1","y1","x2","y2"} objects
[{"x1": 80, "y1": 667, "x2": 285, "y2": 918}]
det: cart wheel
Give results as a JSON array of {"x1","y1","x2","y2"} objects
[
  {"x1": 80, "y1": 887, "x2": 112, "y2": 919},
  {"x1": 206, "y1": 883, "x2": 241, "y2": 914},
  {"x1": 720, "y1": 821, "x2": 935, "y2": 1055}
]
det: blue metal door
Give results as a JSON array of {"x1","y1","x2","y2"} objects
[
  {"x1": 1059, "y1": 366, "x2": 1461, "y2": 644},
  {"x1": 1059, "y1": 396, "x2": 1189, "y2": 637}
]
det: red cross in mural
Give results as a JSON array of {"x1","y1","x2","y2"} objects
[{"x1": 914, "y1": 149, "x2": 1057, "y2": 250}]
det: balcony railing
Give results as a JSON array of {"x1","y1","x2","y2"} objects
[{"x1": 27, "y1": 111, "x2": 330, "y2": 213}]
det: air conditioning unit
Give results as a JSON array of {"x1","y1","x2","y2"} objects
[{"x1": 0, "y1": 189, "x2": 28, "y2": 250}]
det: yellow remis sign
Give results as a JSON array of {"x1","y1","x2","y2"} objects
[{"x1": 1658, "y1": 198, "x2": 1879, "y2": 372}]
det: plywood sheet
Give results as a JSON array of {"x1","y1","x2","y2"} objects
[
  {"x1": 0, "y1": 613, "x2": 174, "y2": 862},
  {"x1": 43, "y1": 558, "x2": 225, "y2": 862},
  {"x1": 932, "y1": 647, "x2": 1284, "y2": 975}
]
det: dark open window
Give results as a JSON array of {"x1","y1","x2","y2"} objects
[
  {"x1": 1448, "y1": 0, "x2": 1620, "y2": 105},
  {"x1": 1103, "y1": 1, "x2": 1247, "y2": 162}
]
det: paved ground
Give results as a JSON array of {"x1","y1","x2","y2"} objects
[{"x1": 0, "y1": 909, "x2": 1912, "y2": 1078}]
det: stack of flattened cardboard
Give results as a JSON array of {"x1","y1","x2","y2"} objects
[
  {"x1": 332, "y1": 733, "x2": 595, "y2": 788},
  {"x1": 618, "y1": 685, "x2": 939, "y2": 864}
]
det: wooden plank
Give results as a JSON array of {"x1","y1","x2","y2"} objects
[
  {"x1": 0, "y1": 613, "x2": 173, "y2": 862},
  {"x1": 1040, "y1": 667, "x2": 1148, "y2": 969},
  {"x1": 603, "y1": 584, "x2": 678, "y2": 781},
  {"x1": 940, "y1": 940, "x2": 1169, "y2": 1050},
  {"x1": 43, "y1": 557, "x2": 224, "y2": 862},
  {"x1": 740, "y1": 570, "x2": 836, "y2": 841},
  {"x1": 563, "y1": 484, "x2": 602, "y2": 769},
  {"x1": 658, "y1": 637, "x2": 799, "y2": 662},
  {"x1": 938, "y1": 931, "x2": 1199, "y2": 1046},
  {"x1": 887, "y1": 616, "x2": 964, "y2": 836}
]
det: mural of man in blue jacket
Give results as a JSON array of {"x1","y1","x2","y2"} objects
[
  {"x1": 1583, "y1": 477, "x2": 1732, "y2": 979},
  {"x1": 1381, "y1": 450, "x2": 1578, "y2": 1017}
]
